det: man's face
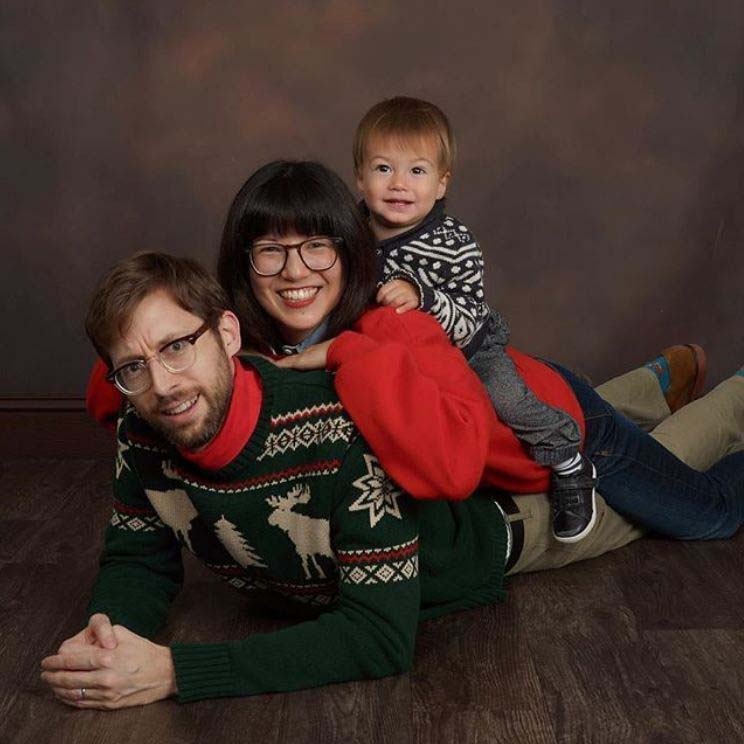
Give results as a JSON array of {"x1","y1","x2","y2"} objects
[{"x1": 109, "y1": 289, "x2": 240, "y2": 450}]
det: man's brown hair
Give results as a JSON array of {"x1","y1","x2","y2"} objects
[
  {"x1": 352, "y1": 96, "x2": 456, "y2": 175},
  {"x1": 85, "y1": 251, "x2": 231, "y2": 366}
]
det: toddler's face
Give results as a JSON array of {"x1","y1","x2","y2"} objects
[{"x1": 357, "y1": 135, "x2": 450, "y2": 240}]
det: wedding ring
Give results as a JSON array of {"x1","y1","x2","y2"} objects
[{"x1": 80, "y1": 687, "x2": 86, "y2": 701}]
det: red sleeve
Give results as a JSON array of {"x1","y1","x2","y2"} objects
[
  {"x1": 327, "y1": 307, "x2": 492, "y2": 500},
  {"x1": 86, "y1": 358, "x2": 122, "y2": 432},
  {"x1": 328, "y1": 307, "x2": 586, "y2": 499}
]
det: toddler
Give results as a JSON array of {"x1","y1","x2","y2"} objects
[{"x1": 353, "y1": 96, "x2": 597, "y2": 542}]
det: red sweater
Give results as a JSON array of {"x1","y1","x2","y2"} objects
[
  {"x1": 86, "y1": 307, "x2": 583, "y2": 499},
  {"x1": 327, "y1": 307, "x2": 583, "y2": 498}
]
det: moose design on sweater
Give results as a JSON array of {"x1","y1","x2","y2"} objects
[{"x1": 266, "y1": 483, "x2": 333, "y2": 579}]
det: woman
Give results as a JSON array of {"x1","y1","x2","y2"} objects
[
  {"x1": 215, "y1": 160, "x2": 744, "y2": 540},
  {"x1": 217, "y1": 159, "x2": 377, "y2": 355},
  {"x1": 216, "y1": 160, "x2": 585, "y2": 501}
]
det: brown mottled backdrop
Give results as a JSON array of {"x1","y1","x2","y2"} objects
[{"x1": 2, "y1": 0, "x2": 743, "y2": 396}]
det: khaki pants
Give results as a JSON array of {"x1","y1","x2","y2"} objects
[{"x1": 507, "y1": 369, "x2": 744, "y2": 575}]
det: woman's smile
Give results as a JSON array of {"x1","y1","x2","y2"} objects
[{"x1": 277, "y1": 286, "x2": 321, "y2": 306}]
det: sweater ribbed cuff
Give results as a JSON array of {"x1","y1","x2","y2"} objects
[
  {"x1": 171, "y1": 643, "x2": 236, "y2": 702},
  {"x1": 419, "y1": 285, "x2": 436, "y2": 313}
]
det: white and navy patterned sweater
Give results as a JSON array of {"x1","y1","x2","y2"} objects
[{"x1": 375, "y1": 199, "x2": 494, "y2": 358}]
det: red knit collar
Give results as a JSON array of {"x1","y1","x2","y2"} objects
[{"x1": 178, "y1": 358, "x2": 262, "y2": 470}]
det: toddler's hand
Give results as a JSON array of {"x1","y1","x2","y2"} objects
[{"x1": 376, "y1": 279, "x2": 420, "y2": 314}]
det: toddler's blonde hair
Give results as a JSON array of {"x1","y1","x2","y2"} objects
[{"x1": 353, "y1": 96, "x2": 455, "y2": 176}]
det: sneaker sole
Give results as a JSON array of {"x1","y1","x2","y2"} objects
[{"x1": 552, "y1": 462, "x2": 598, "y2": 544}]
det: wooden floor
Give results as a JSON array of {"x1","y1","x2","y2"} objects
[{"x1": 3, "y1": 452, "x2": 744, "y2": 744}]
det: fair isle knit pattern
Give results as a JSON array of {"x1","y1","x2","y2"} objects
[
  {"x1": 110, "y1": 500, "x2": 164, "y2": 533},
  {"x1": 207, "y1": 562, "x2": 338, "y2": 607},
  {"x1": 258, "y1": 401, "x2": 355, "y2": 461},
  {"x1": 348, "y1": 452, "x2": 404, "y2": 527},
  {"x1": 338, "y1": 538, "x2": 419, "y2": 586},
  {"x1": 88, "y1": 357, "x2": 509, "y2": 702},
  {"x1": 376, "y1": 200, "x2": 491, "y2": 354}
]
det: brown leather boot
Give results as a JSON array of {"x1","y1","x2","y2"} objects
[{"x1": 656, "y1": 344, "x2": 707, "y2": 413}]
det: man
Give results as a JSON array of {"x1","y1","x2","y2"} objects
[{"x1": 40, "y1": 252, "x2": 744, "y2": 708}]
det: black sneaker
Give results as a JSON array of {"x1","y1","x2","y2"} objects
[{"x1": 551, "y1": 456, "x2": 598, "y2": 543}]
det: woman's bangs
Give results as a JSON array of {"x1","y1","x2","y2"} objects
[{"x1": 246, "y1": 178, "x2": 338, "y2": 240}]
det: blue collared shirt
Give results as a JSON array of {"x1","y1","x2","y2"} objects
[{"x1": 278, "y1": 319, "x2": 331, "y2": 356}]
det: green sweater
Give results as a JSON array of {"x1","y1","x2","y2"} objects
[{"x1": 88, "y1": 358, "x2": 508, "y2": 701}]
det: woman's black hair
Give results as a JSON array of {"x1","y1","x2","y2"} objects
[{"x1": 217, "y1": 160, "x2": 377, "y2": 350}]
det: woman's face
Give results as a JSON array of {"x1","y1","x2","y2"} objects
[{"x1": 248, "y1": 230, "x2": 345, "y2": 344}]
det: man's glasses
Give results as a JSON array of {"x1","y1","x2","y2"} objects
[
  {"x1": 247, "y1": 236, "x2": 342, "y2": 277},
  {"x1": 106, "y1": 322, "x2": 210, "y2": 395}
]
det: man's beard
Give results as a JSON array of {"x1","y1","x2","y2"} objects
[{"x1": 144, "y1": 355, "x2": 233, "y2": 450}]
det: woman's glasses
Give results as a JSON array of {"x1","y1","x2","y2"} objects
[{"x1": 247, "y1": 236, "x2": 342, "y2": 277}]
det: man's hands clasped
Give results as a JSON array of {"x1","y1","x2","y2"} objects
[{"x1": 40, "y1": 613, "x2": 177, "y2": 710}]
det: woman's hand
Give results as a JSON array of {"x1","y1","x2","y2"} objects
[
  {"x1": 376, "y1": 279, "x2": 420, "y2": 314},
  {"x1": 40, "y1": 622, "x2": 177, "y2": 710},
  {"x1": 276, "y1": 338, "x2": 334, "y2": 370}
]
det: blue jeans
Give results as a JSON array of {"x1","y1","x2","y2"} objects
[{"x1": 555, "y1": 364, "x2": 744, "y2": 539}]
